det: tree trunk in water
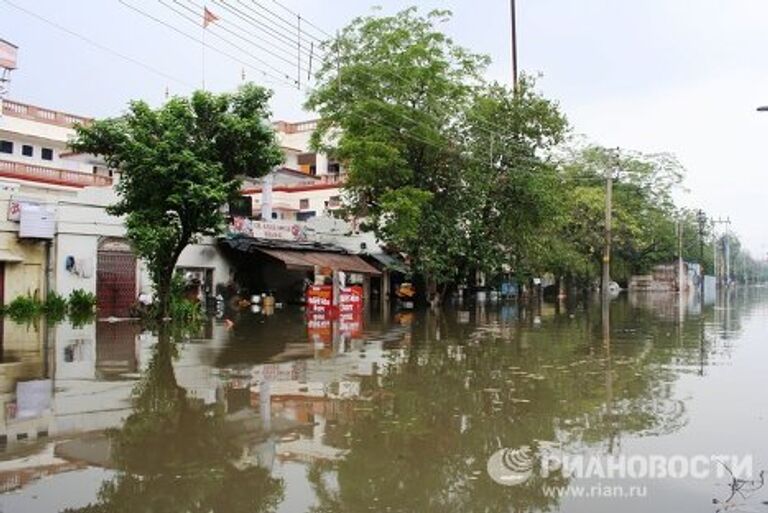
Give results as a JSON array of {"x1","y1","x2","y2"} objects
[{"x1": 155, "y1": 272, "x2": 173, "y2": 321}]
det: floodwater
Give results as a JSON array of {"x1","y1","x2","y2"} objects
[{"x1": 1, "y1": 288, "x2": 767, "y2": 512}]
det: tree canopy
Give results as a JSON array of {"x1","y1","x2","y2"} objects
[
  {"x1": 306, "y1": 8, "x2": 567, "y2": 296},
  {"x1": 71, "y1": 84, "x2": 282, "y2": 316}
]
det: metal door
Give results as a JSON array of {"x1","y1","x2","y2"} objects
[{"x1": 96, "y1": 251, "x2": 136, "y2": 317}]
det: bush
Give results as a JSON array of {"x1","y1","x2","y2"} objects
[
  {"x1": 44, "y1": 291, "x2": 68, "y2": 320},
  {"x1": 68, "y1": 289, "x2": 97, "y2": 315},
  {"x1": 5, "y1": 295, "x2": 43, "y2": 320}
]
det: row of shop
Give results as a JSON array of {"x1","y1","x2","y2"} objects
[{"x1": 0, "y1": 185, "x2": 406, "y2": 317}]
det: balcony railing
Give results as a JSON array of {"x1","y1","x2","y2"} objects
[
  {"x1": 0, "y1": 159, "x2": 112, "y2": 187},
  {"x1": 1, "y1": 99, "x2": 91, "y2": 127},
  {"x1": 273, "y1": 119, "x2": 319, "y2": 134},
  {"x1": 317, "y1": 173, "x2": 346, "y2": 184}
]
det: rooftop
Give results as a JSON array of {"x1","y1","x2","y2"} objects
[{"x1": 2, "y1": 99, "x2": 91, "y2": 128}]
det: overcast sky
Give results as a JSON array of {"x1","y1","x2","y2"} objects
[{"x1": 2, "y1": 0, "x2": 767, "y2": 254}]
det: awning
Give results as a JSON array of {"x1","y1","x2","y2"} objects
[
  {"x1": 368, "y1": 253, "x2": 409, "y2": 274},
  {"x1": 259, "y1": 248, "x2": 381, "y2": 275},
  {"x1": 0, "y1": 248, "x2": 23, "y2": 262}
]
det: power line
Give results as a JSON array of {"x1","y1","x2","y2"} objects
[
  {"x1": 0, "y1": 0, "x2": 193, "y2": 88},
  {"x1": 181, "y1": 0, "x2": 300, "y2": 63},
  {"x1": 262, "y1": 1, "x2": 511, "y2": 138},
  {"x1": 118, "y1": 0, "x2": 297, "y2": 88},
  {"x1": 212, "y1": 0, "x2": 321, "y2": 61},
  {"x1": 268, "y1": 3, "x2": 509, "y2": 137},
  {"x1": 167, "y1": 0, "x2": 306, "y2": 74},
  {"x1": 121, "y1": 0, "x2": 534, "y2": 168},
  {"x1": 269, "y1": 0, "x2": 332, "y2": 40},
  {"x1": 157, "y1": 0, "x2": 299, "y2": 81}
]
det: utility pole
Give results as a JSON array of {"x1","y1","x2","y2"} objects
[
  {"x1": 696, "y1": 209, "x2": 706, "y2": 299},
  {"x1": 677, "y1": 220, "x2": 684, "y2": 292},
  {"x1": 725, "y1": 218, "x2": 731, "y2": 286},
  {"x1": 510, "y1": 0, "x2": 518, "y2": 91},
  {"x1": 712, "y1": 217, "x2": 731, "y2": 288},
  {"x1": 601, "y1": 159, "x2": 614, "y2": 300}
]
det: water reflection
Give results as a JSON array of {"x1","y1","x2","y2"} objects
[
  {"x1": 62, "y1": 325, "x2": 284, "y2": 513},
  {"x1": 0, "y1": 288, "x2": 766, "y2": 512}
]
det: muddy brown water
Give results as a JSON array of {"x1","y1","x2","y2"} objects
[{"x1": 1, "y1": 288, "x2": 767, "y2": 512}]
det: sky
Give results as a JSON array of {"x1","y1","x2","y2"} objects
[{"x1": 2, "y1": 0, "x2": 768, "y2": 254}]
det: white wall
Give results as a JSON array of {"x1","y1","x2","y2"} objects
[{"x1": 177, "y1": 237, "x2": 232, "y2": 293}]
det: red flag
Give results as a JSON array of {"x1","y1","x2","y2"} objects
[{"x1": 202, "y1": 6, "x2": 219, "y2": 28}]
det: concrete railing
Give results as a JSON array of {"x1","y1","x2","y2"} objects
[
  {"x1": 317, "y1": 173, "x2": 347, "y2": 184},
  {"x1": 2, "y1": 99, "x2": 91, "y2": 127},
  {"x1": 0, "y1": 159, "x2": 112, "y2": 187},
  {"x1": 273, "y1": 119, "x2": 319, "y2": 134}
]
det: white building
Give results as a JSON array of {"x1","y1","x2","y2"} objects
[
  {"x1": 244, "y1": 119, "x2": 347, "y2": 222},
  {"x1": 0, "y1": 98, "x2": 233, "y2": 315}
]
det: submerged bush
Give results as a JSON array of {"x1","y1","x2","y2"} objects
[
  {"x1": 68, "y1": 289, "x2": 97, "y2": 315},
  {"x1": 5, "y1": 295, "x2": 42, "y2": 320},
  {"x1": 44, "y1": 291, "x2": 68, "y2": 321}
]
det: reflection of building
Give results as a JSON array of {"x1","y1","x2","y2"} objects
[{"x1": 0, "y1": 319, "x2": 50, "y2": 447}]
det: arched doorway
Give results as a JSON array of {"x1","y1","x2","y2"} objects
[{"x1": 96, "y1": 238, "x2": 136, "y2": 317}]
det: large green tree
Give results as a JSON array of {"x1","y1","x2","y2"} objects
[
  {"x1": 306, "y1": 8, "x2": 566, "y2": 297},
  {"x1": 459, "y1": 78, "x2": 567, "y2": 282},
  {"x1": 71, "y1": 84, "x2": 282, "y2": 318},
  {"x1": 545, "y1": 145, "x2": 693, "y2": 286}
]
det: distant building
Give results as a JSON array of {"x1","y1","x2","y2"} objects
[
  {"x1": 244, "y1": 119, "x2": 346, "y2": 222},
  {"x1": 628, "y1": 262, "x2": 701, "y2": 293}
]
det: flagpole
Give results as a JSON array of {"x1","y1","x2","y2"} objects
[{"x1": 202, "y1": 22, "x2": 206, "y2": 90}]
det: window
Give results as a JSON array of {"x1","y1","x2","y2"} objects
[
  {"x1": 0, "y1": 140, "x2": 12, "y2": 154},
  {"x1": 41, "y1": 147, "x2": 53, "y2": 160},
  {"x1": 327, "y1": 161, "x2": 341, "y2": 174},
  {"x1": 299, "y1": 198, "x2": 310, "y2": 210},
  {"x1": 297, "y1": 211, "x2": 316, "y2": 221},
  {"x1": 297, "y1": 152, "x2": 317, "y2": 175},
  {"x1": 22, "y1": 145, "x2": 33, "y2": 157},
  {"x1": 328, "y1": 195, "x2": 341, "y2": 208}
]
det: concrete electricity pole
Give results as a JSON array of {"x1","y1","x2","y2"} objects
[
  {"x1": 712, "y1": 217, "x2": 731, "y2": 287},
  {"x1": 601, "y1": 159, "x2": 614, "y2": 299},
  {"x1": 677, "y1": 220, "x2": 684, "y2": 292},
  {"x1": 696, "y1": 209, "x2": 707, "y2": 298}
]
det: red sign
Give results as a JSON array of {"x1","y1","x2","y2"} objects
[
  {"x1": 306, "y1": 285, "x2": 333, "y2": 313},
  {"x1": 338, "y1": 286, "x2": 363, "y2": 313}
]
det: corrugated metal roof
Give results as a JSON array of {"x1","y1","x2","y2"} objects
[
  {"x1": 259, "y1": 248, "x2": 381, "y2": 275},
  {"x1": 368, "y1": 253, "x2": 409, "y2": 273}
]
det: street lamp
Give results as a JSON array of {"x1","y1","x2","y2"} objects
[{"x1": 757, "y1": 106, "x2": 768, "y2": 112}]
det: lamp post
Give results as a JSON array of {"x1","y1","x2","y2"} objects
[{"x1": 757, "y1": 106, "x2": 768, "y2": 112}]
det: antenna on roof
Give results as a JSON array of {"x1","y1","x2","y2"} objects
[{"x1": 0, "y1": 39, "x2": 19, "y2": 118}]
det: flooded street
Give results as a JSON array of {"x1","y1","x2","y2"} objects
[{"x1": 1, "y1": 289, "x2": 767, "y2": 512}]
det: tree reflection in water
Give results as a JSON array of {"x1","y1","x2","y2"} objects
[
  {"x1": 304, "y1": 302, "x2": 715, "y2": 513},
  {"x1": 63, "y1": 324, "x2": 284, "y2": 513}
]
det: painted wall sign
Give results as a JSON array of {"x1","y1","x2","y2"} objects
[{"x1": 229, "y1": 217, "x2": 311, "y2": 241}]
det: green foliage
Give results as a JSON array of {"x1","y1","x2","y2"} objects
[
  {"x1": 168, "y1": 273, "x2": 201, "y2": 324},
  {"x1": 540, "y1": 145, "x2": 698, "y2": 285},
  {"x1": 68, "y1": 289, "x2": 97, "y2": 315},
  {"x1": 4, "y1": 290, "x2": 95, "y2": 325},
  {"x1": 5, "y1": 295, "x2": 42, "y2": 321},
  {"x1": 307, "y1": 8, "x2": 566, "y2": 290},
  {"x1": 44, "y1": 291, "x2": 68, "y2": 321},
  {"x1": 71, "y1": 83, "x2": 282, "y2": 318}
]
